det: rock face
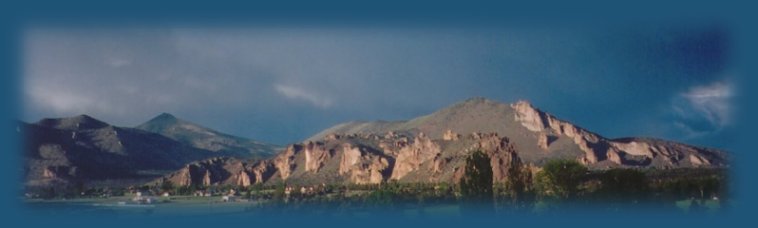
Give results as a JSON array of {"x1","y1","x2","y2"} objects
[
  {"x1": 304, "y1": 142, "x2": 331, "y2": 173},
  {"x1": 273, "y1": 145, "x2": 300, "y2": 180},
  {"x1": 390, "y1": 133, "x2": 441, "y2": 180},
  {"x1": 236, "y1": 171, "x2": 251, "y2": 187},
  {"x1": 511, "y1": 101, "x2": 547, "y2": 132},
  {"x1": 250, "y1": 160, "x2": 275, "y2": 184},
  {"x1": 155, "y1": 131, "x2": 538, "y2": 186},
  {"x1": 443, "y1": 129, "x2": 460, "y2": 141},
  {"x1": 536, "y1": 132, "x2": 551, "y2": 150},
  {"x1": 512, "y1": 100, "x2": 605, "y2": 164},
  {"x1": 339, "y1": 144, "x2": 390, "y2": 184},
  {"x1": 159, "y1": 157, "x2": 253, "y2": 187},
  {"x1": 469, "y1": 133, "x2": 522, "y2": 183},
  {"x1": 338, "y1": 144, "x2": 362, "y2": 175}
]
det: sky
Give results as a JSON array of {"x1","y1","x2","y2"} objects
[{"x1": 22, "y1": 25, "x2": 733, "y2": 148}]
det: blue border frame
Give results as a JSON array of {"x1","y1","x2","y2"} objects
[{"x1": 1, "y1": 1, "x2": 755, "y2": 227}]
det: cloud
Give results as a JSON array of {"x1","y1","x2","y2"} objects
[
  {"x1": 671, "y1": 80, "x2": 732, "y2": 138},
  {"x1": 274, "y1": 84, "x2": 334, "y2": 108},
  {"x1": 25, "y1": 79, "x2": 120, "y2": 115},
  {"x1": 106, "y1": 57, "x2": 132, "y2": 68}
]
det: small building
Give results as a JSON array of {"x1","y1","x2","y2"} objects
[
  {"x1": 222, "y1": 195, "x2": 237, "y2": 202},
  {"x1": 284, "y1": 186, "x2": 294, "y2": 195},
  {"x1": 193, "y1": 190, "x2": 211, "y2": 197},
  {"x1": 132, "y1": 191, "x2": 157, "y2": 204},
  {"x1": 132, "y1": 195, "x2": 156, "y2": 204}
]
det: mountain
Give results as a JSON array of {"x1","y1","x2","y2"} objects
[
  {"x1": 136, "y1": 113, "x2": 279, "y2": 159},
  {"x1": 21, "y1": 114, "x2": 277, "y2": 190},
  {"x1": 152, "y1": 98, "x2": 728, "y2": 188},
  {"x1": 308, "y1": 97, "x2": 728, "y2": 169},
  {"x1": 22, "y1": 115, "x2": 211, "y2": 190}
]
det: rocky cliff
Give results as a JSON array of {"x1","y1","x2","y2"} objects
[{"x1": 155, "y1": 131, "x2": 528, "y2": 186}]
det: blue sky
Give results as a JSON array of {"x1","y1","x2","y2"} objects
[{"x1": 22, "y1": 26, "x2": 732, "y2": 148}]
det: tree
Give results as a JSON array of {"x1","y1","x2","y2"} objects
[
  {"x1": 272, "y1": 182, "x2": 287, "y2": 202},
  {"x1": 459, "y1": 150, "x2": 494, "y2": 214},
  {"x1": 502, "y1": 154, "x2": 532, "y2": 207},
  {"x1": 160, "y1": 179, "x2": 175, "y2": 193},
  {"x1": 598, "y1": 168, "x2": 648, "y2": 203},
  {"x1": 175, "y1": 185, "x2": 195, "y2": 196},
  {"x1": 535, "y1": 159, "x2": 587, "y2": 199}
]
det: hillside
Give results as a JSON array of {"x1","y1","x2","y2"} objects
[{"x1": 152, "y1": 98, "x2": 728, "y2": 188}]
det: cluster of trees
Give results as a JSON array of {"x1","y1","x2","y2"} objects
[{"x1": 456, "y1": 150, "x2": 728, "y2": 213}]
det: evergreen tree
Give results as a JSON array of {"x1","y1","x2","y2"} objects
[
  {"x1": 459, "y1": 150, "x2": 494, "y2": 215},
  {"x1": 535, "y1": 159, "x2": 587, "y2": 200}
]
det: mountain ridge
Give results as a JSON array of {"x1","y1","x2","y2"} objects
[
  {"x1": 151, "y1": 97, "x2": 728, "y2": 188},
  {"x1": 21, "y1": 113, "x2": 279, "y2": 189}
]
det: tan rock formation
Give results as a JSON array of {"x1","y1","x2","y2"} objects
[
  {"x1": 537, "y1": 132, "x2": 550, "y2": 150},
  {"x1": 512, "y1": 100, "x2": 606, "y2": 164},
  {"x1": 431, "y1": 154, "x2": 446, "y2": 174},
  {"x1": 339, "y1": 144, "x2": 362, "y2": 175},
  {"x1": 469, "y1": 133, "x2": 522, "y2": 183},
  {"x1": 610, "y1": 141, "x2": 654, "y2": 158},
  {"x1": 338, "y1": 143, "x2": 390, "y2": 184},
  {"x1": 236, "y1": 171, "x2": 251, "y2": 187},
  {"x1": 511, "y1": 100, "x2": 547, "y2": 131},
  {"x1": 175, "y1": 166, "x2": 192, "y2": 186},
  {"x1": 349, "y1": 157, "x2": 389, "y2": 184},
  {"x1": 274, "y1": 145, "x2": 299, "y2": 180},
  {"x1": 606, "y1": 147, "x2": 623, "y2": 165},
  {"x1": 689, "y1": 154, "x2": 710, "y2": 166},
  {"x1": 443, "y1": 129, "x2": 460, "y2": 141},
  {"x1": 250, "y1": 160, "x2": 274, "y2": 184},
  {"x1": 202, "y1": 170, "x2": 211, "y2": 186},
  {"x1": 390, "y1": 133, "x2": 441, "y2": 180},
  {"x1": 304, "y1": 142, "x2": 330, "y2": 173}
]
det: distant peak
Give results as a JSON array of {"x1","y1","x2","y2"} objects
[
  {"x1": 36, "y1": 114, "x2": 109, "y2": 130},
  {"x1": 142, "y1": 112, "x2": 180, "y2": 126},
  {"x1": 75, "y1": 114, "x2": 94, "y2": 119},
  {"x1": 71, "y1": 114, "x2": 107, "y2": 124},
  {"x1": 155, "y1": 112, "x2": 177, "y2": 120}
]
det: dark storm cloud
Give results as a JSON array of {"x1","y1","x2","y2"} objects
[{"x1": 23, "y1": 26, "x2": 731, "y2": 146}]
